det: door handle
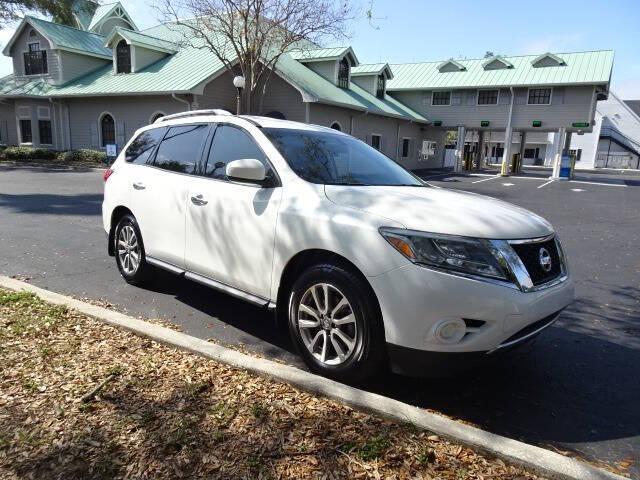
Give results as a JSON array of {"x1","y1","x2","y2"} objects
[
  {"x1": 190, "y1": 194, "x2": 208, "y2": 206},
  {"x1": 132, "y1": 182, "x2": 146, "y2": 190}
]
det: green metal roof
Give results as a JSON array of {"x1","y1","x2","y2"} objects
[
  {"x1": 0, "y1": 76, "x2": 53, "y2": 96},
  {"x1": 105, "y1": 27, "x2": 177, "y2": 52},
  {"x1": 289, "y1": 46, "x2": 358, "y2": 64},
  {"x1": 351, "y1": 63, "x2": 393, "y2": 79},
  {"x1": 25, "y1": 16, "x2": 112, "y2": 58},
  {"x1": 351, "y1": 63, "x2": 387, "y2": 75},
  {"x1": 275, "y1": 53, "x2": 426, "y2": 122},
  {"x1": 388, "y1": 50, "x2": 614, "y2": 90}
]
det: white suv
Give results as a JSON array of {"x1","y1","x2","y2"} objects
[{"x1": 102, "y1": 110, "x2": 574, "y2": 381}]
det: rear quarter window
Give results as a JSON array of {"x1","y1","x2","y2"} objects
[{"x1": 125, "y1": 127, "x2": 166, "y2": 164}]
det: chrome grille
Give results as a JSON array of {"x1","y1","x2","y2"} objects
[{"x1": 510, "y1": 237, "x2": 562, "y2": 286}]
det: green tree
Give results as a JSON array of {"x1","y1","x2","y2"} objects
[{"x1": 0, "y1": 0, "x2": 78, "y2": 28}]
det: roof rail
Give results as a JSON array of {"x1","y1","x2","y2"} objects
[{"x1": 155, "y1": 109, "x2": 233, "y2": 123}]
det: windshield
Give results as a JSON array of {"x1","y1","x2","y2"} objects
[{"x1": 263, "y1": 128, "x2": 423, "y2": 186}]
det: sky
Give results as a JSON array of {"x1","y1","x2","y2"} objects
[{"x1": 1, "y1": 0, "x2": 638, "y2": 98}]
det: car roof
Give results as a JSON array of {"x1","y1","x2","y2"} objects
[{"x1": 145, "y1": 110, "x2": 346, "y2": 135}]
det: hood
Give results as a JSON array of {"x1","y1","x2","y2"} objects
[{"x1": 324, "y1": 185, "x2": 553, "y2": 240}]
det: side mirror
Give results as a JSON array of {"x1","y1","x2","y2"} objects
[{"x1": 225, "y1": 158, "x2": 266, "y2": 182}]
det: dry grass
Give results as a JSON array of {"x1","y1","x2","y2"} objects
[{"x1": 0, "y1": 288, "x2": 542, "y2": 479}]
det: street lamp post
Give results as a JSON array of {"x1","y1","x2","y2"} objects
[{"x1": 233, "y1": 75, "x2": 245, "y2": 115}]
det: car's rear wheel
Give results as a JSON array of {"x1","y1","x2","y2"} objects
[
  {"x1": 288, "y1": 263, "x2": 386, "y2": 382},
  {"x1": 114, "y1": 214, "x2": 151, "y2": 285}
]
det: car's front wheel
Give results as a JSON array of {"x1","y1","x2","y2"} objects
[
  {"x1": 114, "y1": 214, "x2": 151, "y2": 285},
  {"x1": 288, "y1": 263, "x2": 386, "y2": 382}
]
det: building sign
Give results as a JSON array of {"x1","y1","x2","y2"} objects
[
  {"x1": 106, "y1": 144, "x2": 118, "y2": 158},
  {"x1": 433, "y1": 121, "x2": 442, "y2": 127},
  {"x1": 480, "y1": 121, "x2": 490, "y2": 127},
  {"x1": 572, "y1": 122, "x2": 589, "y2": 128},
  {"x1": 532, "y1": 120, "x2": 542, "y2": 127}
]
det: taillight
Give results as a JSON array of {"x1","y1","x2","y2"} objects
[{"x1": 103, "y1": 168, "x2": 114, "y2": 182}]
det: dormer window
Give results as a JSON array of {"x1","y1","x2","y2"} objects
[
  {"x1": 24, "y1": 42, "x2": 47, "y2": 75},
  {"x1": 338, "y1": 58, "x2": 350, "y2": 89},
  {"x1": 116, "y1": 39, "x2": 131, "y2": 74},
  {"x1": 376, "y1": 74, "x2": 386, "y2": 98}
]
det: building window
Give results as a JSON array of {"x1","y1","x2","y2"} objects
[
  {"x1": 101, "y1": 114, "x2": 116, "y2": 146},
  {"x1": 528, "y1": 88, "x2": 552, "y2": 105},
  {"x1": 24, "y1": 42, "x2": 47, "y2": 75},
  {"x1": 116, "y1": 40, "x2": 131, "y2": 74},
  {"x1": 376, "y1": 74, "x2": 386, "y2": 98},
  {"x1": 38, "y1": 120, "x2": 52, "y2": 145},
  {"x1": 432, "y1": 91, "x2": 451, "y2": 106},
  {"x1": 477, "y1": 89, "x2": 499, "y2": 105},
  {"x1": 370, "y1": 134, "x2": 381, "y2": 150},
  {"x1": 20, "y1": 119, "x2": 32, "y2": 143},
  {"x1": 337, "y1": 58, "x2": 349, "y2": 89},
  {"x1": 401, "y1": 138, "x2": 411, "y2": 158},
  {"x1": 330, "y1": 122, "x2": 342, "y2": 131}
]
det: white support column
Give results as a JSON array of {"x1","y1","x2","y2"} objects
[
  {"x1": 454, "y1": 126, "x2": 466, "y2": 172},
  {"x1": 551, "y1": 127, "x2": 566, "y2": 179},
  {"x1": 500, "y1": 126, "x2": 514, "y2": 175}
]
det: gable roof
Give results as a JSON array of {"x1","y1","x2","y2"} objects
[
  {"x1": 388, "y1": 50, "x2": 614, "y2": 91},
  {"x1": 2, "y1": 16, "x2": 112, "y2": 59},
  {"x1": 104, "y1": 27, "x2": 177, "y2": 53},
  {"x1": 482, "y1": 55, "x2": 513, "y2": 70},
  {"x1": 290, "y1": 46, "x2": 359, "y2": 66},
  {"x1": 351, "y1": 63, "x2": 394, "y2": 79},
  {"x1": 87, "y1": 2, "x2": 138, "y2": 30},
  {"x1": 531, "y1": 52, "x2": 566, "y2": 67},
  {"x1": 437, "y1": 59, "x2": 466, "y2": 72}
]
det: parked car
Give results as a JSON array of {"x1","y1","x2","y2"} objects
[{"x1": 102, "y1": 110, "x2": 574, "y2": 381}]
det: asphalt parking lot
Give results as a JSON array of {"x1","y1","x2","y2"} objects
[{"x1": 1, "y1": 164, "x2": 638, "y2": 477}]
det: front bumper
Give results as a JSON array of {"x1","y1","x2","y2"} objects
[
  {"x1": 367, "y1": 262, "x2": 574, "y2": 371},
  {"x1": 386, "y1": 309, "x2": 562, "y2": 377}
]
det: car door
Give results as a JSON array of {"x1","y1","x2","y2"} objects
[
  {"x1": 130, "y1": 123, "x2": 209, "y2": 269},
  {"x1": 185, "y1": 124, "x2": 282, "y2": 300}
]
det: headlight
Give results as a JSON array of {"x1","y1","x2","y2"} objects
[{"x1": 379, "y1": 227, "x2": 511, "y2": 281}]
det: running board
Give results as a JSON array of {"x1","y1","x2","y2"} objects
[{"x1": 146, "y1": 256, "x2": 271, "y2": 308}]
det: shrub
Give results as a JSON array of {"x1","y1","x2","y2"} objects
[
  {"x1": 57, "y1": 149, "x2": 107, "y2": 164},
  {"x1": 2, "y1": 146, "x2": 57, "y2": 161}
]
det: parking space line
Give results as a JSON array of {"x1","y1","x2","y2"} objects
[
  {"x1": 570, "y1": 180, "x2": 627, "y2": 188},
  {"x1": 472, "y1": 176, "x2": 499, "y2": 184},
  {"x1": 537, "y1": 179, "x2": 555, "y2": 189}
]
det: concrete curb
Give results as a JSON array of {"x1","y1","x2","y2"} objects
[{"x1": 0, "y1": 276, "x2": 626, "y2": 480}]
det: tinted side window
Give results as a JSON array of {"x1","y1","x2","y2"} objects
[
  {"x1": 154, "y1": 125, "x2": 208, "y2": 174},
  {"x1": 125, "y1": 127, "x2": 166, "y2": 164},
  {"x1": 205, "y1": 125, "x2": 268, "y2": 179}
]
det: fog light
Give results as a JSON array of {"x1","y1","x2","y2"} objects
[{"x1": 434, "y1": 319, "x2": 466, "y2": 344}]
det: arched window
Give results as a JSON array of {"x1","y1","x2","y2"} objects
[
  {"x1": 101, "y1": 114, "x2": 115, "y2": 147},
  {"x1": 150, "y1": 112, "x2": 165, "y2": 123},
  {"x1": 330, "y1": 122, "x2": 342, "y2": 131},
  {"x1": 376, "y1": 74, "x2": 386, "y2": 98},
  {"x1": 337, "y1": 58, "x2": 349, "y2": 89},
  {"x1": 116, "y1": 40, "x2": 131, "y2": 74}
]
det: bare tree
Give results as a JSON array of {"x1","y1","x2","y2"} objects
[{"x1": 156, "y1": 0, "x2": 352, "y2": 114}]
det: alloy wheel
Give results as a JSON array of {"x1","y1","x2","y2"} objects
[
  {"x1": 297, "y1": 283, "x2": 358, "y2": 365},
  {"x1": 117, "y1": 225, "x2": 140, "y2": 275}
]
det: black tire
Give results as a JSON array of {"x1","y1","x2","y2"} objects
[
  {"x1": 288, "y1": 263, "x2": 386, "y2": 382},
  {"x1": 114, "y1": 214, "x2": 151, "y2": 285}
]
